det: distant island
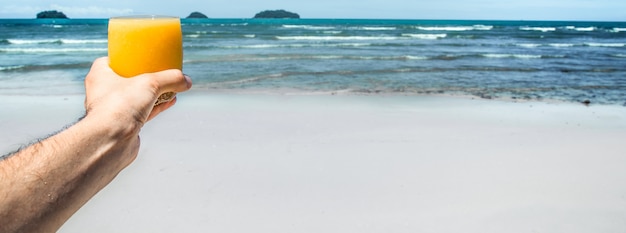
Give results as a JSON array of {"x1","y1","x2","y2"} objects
[
  {"x1": 36, "y1": 10, "x2": 68, "y2": 19},
  {"x1": 186, "y1": 12, "x2": 209, "y2": 19},
  {"x1": 33, "y1": 9, "x2": 303, "y2": 19},
  {"x1": 253, "y1": 10, "x2": 300, "y2": 19}
]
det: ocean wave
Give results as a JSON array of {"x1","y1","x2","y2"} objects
[
  {"x1": 611, "y1": 28, "x2": 626, "y2": 32},
  {"x1": 7, "y1": 39, "x2": 59, "y2": 44},
  {"x1": 196, "y1": 53, "x2": 577, "y2": 63},
  {"x1": 415, "y1": 25, "x2": 493, "y2": 31},
  {"x1": 0, "y1": 63, "x2": 91, "y2": 72},
  {"x1": 0, "y1": 65, "x2": 25, "y2": 71},
  {"x1": 7, "y1": 38, "x2": 107, "y2": 44},
  {"x1": 612, "y1": 54, "x2": 626, "y2": 58},
  {"x1": 215, "y1": 43, "x2": 372, "y2": 50},
  {"x1": 187, "y1": 54, "x2": 429, "y2": 63},
  {"x1": 549, "y1": 43, "x2": 576, "y2": 47},
  {"x1": 429, "y1": 54, "x2": 553, "y2": 61},
  {"x1": 349, "y1": 26, "x2": 397, "y2": 31},
  {"x1": 516, "y1": 43, "x2": 588, "y2": 48},
  {"x1": 204, "y1": 66, "x2": 550, "y2": 90},
  {"x1": 61, "y1": 39, "x2": 107, "y2": 44},
  {"x1": 186, "y1": 31, "x2": 250, "y2": 38},
  {"x1": 516, "y1": 43, "x2": 542, "y2": 48},
  {"x1": 519, "y1": 26, "x2": 556, "y2": 32},
  {"x1": 402, "y1": 33, "x2": 447, "y2": 40},
  {"x1": 323, "y1": 30, "x2": 343, "y2": 34},
  {"x1": 564, "y1": 26, "x2": 596, "y2": 32},
  {"x1": 347, "y1": 55, "x2": 428, "y2": 60},
  {"x1": 228, "y1": 44, "x2": 284, "y2": 49},
  {"x1": 282, "y1": 25, "x2": 336, "y2": 30},
  {"x1": 276, "y1": 36, "x2": 399, "y2": 41},
  {"x1": 482, "y1": 54, "x2": 543, "y2": 59},
  {"x1": 216, "y1": 23, "x2": 249, "y2": 27},
  {"x1": 0, "y1": 48, "x2": 107, "y2": 53},
  {"x1": 584, "y1": 43, "x2": 624, "y2": 47}
]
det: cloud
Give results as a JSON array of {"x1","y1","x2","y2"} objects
[
  {"x1": 0, "y1": 5, "x2": 41, "y2": 15},
  {"x1": 49, "y1": 4, "x2": 134, "y2": 17},
  {"x1": 0, "y1": 4, "x2": 134, "y2": 18}
]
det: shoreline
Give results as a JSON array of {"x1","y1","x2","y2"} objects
[{"x1": 1, "y1": 88, "x2": 622, "y2": 108}]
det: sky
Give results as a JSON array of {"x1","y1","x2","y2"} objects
[{"x1": 0, "y1": 0, "x2": 625, "y2": 21}]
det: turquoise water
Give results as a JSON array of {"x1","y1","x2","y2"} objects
[{"x1": 1, "y1": 18, "x2": 625, "y2": 105}]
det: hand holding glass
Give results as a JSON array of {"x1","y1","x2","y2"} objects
[{"x1": 108, "y1": 16, "x2": 183, "y2": 105}]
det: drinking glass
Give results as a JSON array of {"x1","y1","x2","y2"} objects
[{"x1": 108, "y1": 15, "x2": 183, "y2": 105}]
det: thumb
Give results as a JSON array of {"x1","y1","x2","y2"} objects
[{"x1": 143, "y1": 69, "x2": 192, "y2": 95}]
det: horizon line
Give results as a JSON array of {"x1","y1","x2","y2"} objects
[{"x1": 1, "y1": 17, "x2": 626, "y2": 23}]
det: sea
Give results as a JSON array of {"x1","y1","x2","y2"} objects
[{"x1": 1, "y1": 18, "x2": 625, "y2": 105}]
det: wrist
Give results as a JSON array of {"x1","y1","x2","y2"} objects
[{"x1": 82, "y1": 109, "x2": 143, "y2": 141}]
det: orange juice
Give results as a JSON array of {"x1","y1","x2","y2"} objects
[{"x1": 108, "y1": 16, "x2": 182, "y2": 78}]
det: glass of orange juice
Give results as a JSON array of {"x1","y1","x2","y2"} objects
[{"x1": 108, "y1": 15, "x2": 183, "y2": 105}]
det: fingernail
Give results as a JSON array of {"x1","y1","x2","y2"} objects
[{"x1": 183, "y1": 74, "x2": 193, "y2": 88}]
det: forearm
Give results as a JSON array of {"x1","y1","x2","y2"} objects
[{"x1": 0, "y1": 114, "x2": 140, "y2": 233}]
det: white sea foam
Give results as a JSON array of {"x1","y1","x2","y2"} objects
[
  {"x1": 61, "y1": 39, "x2": 107, "y2": 44},
  {"x1": 186, "y1": 34, "x2": 201, "y2": 38},
  {"x1": 611, "y1": 28, "x2": 626, "y2": 32},
  {"x1": 483, "y1": 54, "x2": 542, "y2": 59},
  {"x1": 334, "y1": 43, "x2": 372, "y2": 47},
  {"x1": 310, "y1": 55, "x2": 344, "y2": 60},
  {"x1": 7, "y1": 39, "x2": 58, "y2": 44},
  {"x1": 323, "y1": 31, "x2": 343, "y2": 34},
  {"x1": 517, "y1": 43, "x2": 542, "y2": 48},
  {"x1": 585, "y1": 43, "x2": 624, "y2": 47},
  {"x1": 218, "y1": 23, "x2": 248, "y2": 27},
  {"x1": 244, "y1": 34, "x2": 256, "y2": 38},
  {"x1": 0, "y1": 48, "x2": 107, "y2": 53},
  {"x1": 222, "y1": 43, "x2": 372, "y2": 49},
  {"x1": 402, "y1": 33, "x2": 447, "y2": 40},
  {"x1": 404, "y1": 55, "x2": 429, "y2": 60},
  {"x1": 7, "y1": 39, "x2": 107, "y2": 44},
  {"x1": 315, "y1": 55, "x2": 427, "y2": 60},
  {"x1": 473, "y1": 25, "x2": 494, "y2": 30},
  {"x1": 0, "y1": 65, "x2": 24, "y2": 71},
  {"x1": 563, "y1": 26, "x2": 596, "y2": 31},
  {"x1": 520, "y1": 26, "x2": 556, "y2": 32},
  {"x1": 282, "y1": 25, "x2": 336, "y2": 30},
  {"x1": 613, "y1": 54, "x2": 626, "y2": 58},
  {"x1": 549, "y1": 43, "x2": 575, "y2": 47},
  {"x1": 351, "y1": 26, "x2": 397, "y2": 31},
  {"x1": 416, "y1": 25, "x2": 492, "y2": 31},
  {"x1": 345, "y1": 55, "x2": 427, "y2": 60},
  {"x1": 240, "y1": 44, "x2": 283, "y2": 49},
  {"x1": 575, "y1": 27, "x2": 595, "y2": 32},
  {"x1": 276, "y1": 36, "x2": 398, "y2": 41},
  {"x1": 221, "y1": 44, "x2": 281, "y2": 49}
]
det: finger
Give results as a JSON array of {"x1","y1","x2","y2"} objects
[
  {"x1": 147, "y1": 97, "x2": 177, "y2": 121},
  {"x1": 85, "y1": 57, "x2": 123, "y2": 89},
  {"x1": 89, "y1": 57, "x2": 115, "y2": 75},
  {"x1": 142, "y1": 69, "x2": 192, "y2": 94},
  {"x1": 92, "y1": 56, "x2": 109, "y2": 68}
]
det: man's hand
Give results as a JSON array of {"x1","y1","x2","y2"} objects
[{"x1": 84, "y1": 57, "x2": 192, "y2": 126}]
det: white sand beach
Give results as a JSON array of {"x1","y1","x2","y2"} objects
[{"x1": 2, "y1": 92, "x2": 626, "y2": 232}]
